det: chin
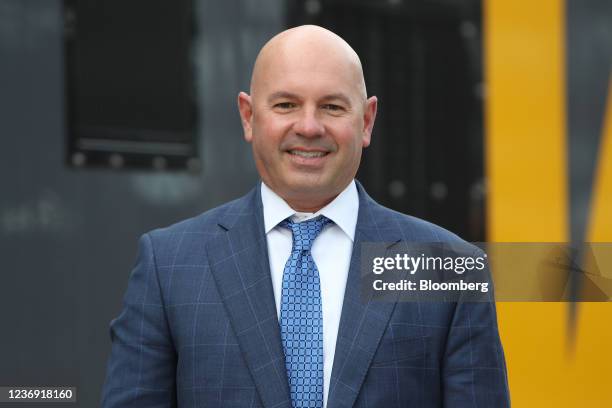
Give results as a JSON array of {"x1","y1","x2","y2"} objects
[
  {"x1": 285, "y1": 181, "x2": 338, "y2": 200},
  {"x1": 286, "y1": 178, "x2": 327, "y2": 193}
]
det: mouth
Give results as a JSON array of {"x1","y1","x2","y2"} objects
[
  {"x1": 285, "y1": 148, "x2": 331, "y2": 167},
  {"x1": 287, "y1": 149, "x2": 329, "y2": 158}
]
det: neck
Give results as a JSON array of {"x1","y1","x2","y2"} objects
[{"x1": 285, "y1": 195, "x2": 335, "y2": 213}]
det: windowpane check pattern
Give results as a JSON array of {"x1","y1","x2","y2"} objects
[{"x1": 279, "y1": 215, "x2": 332, "y2": 408}]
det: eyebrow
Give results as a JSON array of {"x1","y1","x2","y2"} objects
[
  {"x1": 267, "y1": 91, "x2": 352, "y2": 107},
  {"x1": 321, "y1": 93, "x2": 352, "y2": 107},
  {"x1": 267, "y1": 91, "x2": 299, "y2": 104}
]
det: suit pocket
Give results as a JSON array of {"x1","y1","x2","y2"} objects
[{"x1": 371, "y1": 335, "x2": 429, "y2": 367}]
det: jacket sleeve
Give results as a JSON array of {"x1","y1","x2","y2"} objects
[
  {"x1": 442, "y1": 250, "x2": 511, "y2": 407},
  {"x1": 101, "y1": 233, "x2": 177, "y2": 407}
]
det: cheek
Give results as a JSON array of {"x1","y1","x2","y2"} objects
[
  {"x1": 252, "y1": 137, "x2": 276, "y2": 167},
  {"x1": 253, "y1": 117, "x2": 289, "y2": 149},
  {"x1": 335, "y1": 125, "x2": 364, "y2": 154}
]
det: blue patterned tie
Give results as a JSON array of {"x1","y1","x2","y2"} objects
[{"x1": 279, "y1": 215, "x2": 332, "y2": 408}]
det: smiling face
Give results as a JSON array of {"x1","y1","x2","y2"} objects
[{"x1": 238, "y1": 26, "x2": 377, "y2": 212}]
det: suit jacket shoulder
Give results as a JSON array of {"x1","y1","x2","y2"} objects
[
  {"x1": 145, "y1": 186, "x2": 260, "y2": 267},
  {"x1": 354, "y1": 181, "x2": 471, "y2": 248}
]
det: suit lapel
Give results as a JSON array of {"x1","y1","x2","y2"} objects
[
  {"x1": 206, "y1": 182, "x2": 402, "y2": 408},
  {"x1": 327, "y1": 182, "x2": 402, "y2": 408},
  {"x1": 207, "y1": 186, "x2": 292, "y2": 408}
]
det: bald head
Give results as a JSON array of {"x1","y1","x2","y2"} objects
[
  {"x1": 250, "y1": 25, "x2": 367, "y2": 101},
  {"x1": 237, "y1": 25, "x2": 378, "y2": 212}
]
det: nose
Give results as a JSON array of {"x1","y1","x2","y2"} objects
[{"x1": 293, "y1": 107, "x2": 325, "y2": 138}]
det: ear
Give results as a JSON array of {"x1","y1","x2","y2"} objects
[
  {"x1": 362, "y1": 96, "x2": 378, "y2": 148},
  {"x1": 237, "y1": 91, "x2": 254, "y2": 142}
]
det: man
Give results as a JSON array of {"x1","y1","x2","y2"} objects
[{"x1": 102, "y1": 25, "x2": 510, "y2": 407}]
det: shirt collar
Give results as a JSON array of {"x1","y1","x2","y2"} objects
[{"x1": 260, "y1": 180, "x2": 359, "y2": 241}]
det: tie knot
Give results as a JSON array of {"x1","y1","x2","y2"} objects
[{"x1": 280, "y1": 215, "x2": 332, "y2": 252}]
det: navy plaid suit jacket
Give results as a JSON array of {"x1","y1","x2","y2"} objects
[{"x1": 101, "y1": 181, "x2": 510, "y2": 407}]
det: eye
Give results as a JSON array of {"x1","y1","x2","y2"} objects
[
  {"x1": 322, "y1": 104, "x2": 344, "y2": 112},
  {"x1": 273, "y1": 102, "x2": 297, "y2": 110}
]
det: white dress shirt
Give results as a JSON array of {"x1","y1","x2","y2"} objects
[{"x1": 261, "y1": 180, "x2": 358, "y2": 408}]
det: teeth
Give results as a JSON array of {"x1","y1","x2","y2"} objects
[{"x1": 289, "y1": 150, "x2": 326, "y2": 158}]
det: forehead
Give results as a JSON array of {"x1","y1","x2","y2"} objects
[
  {"x1": 262, "y1": 67, "x2": 357, "y2": 100},
  {"x1": 252, "y1": 39, "x2": 364, "y2": 100}
]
